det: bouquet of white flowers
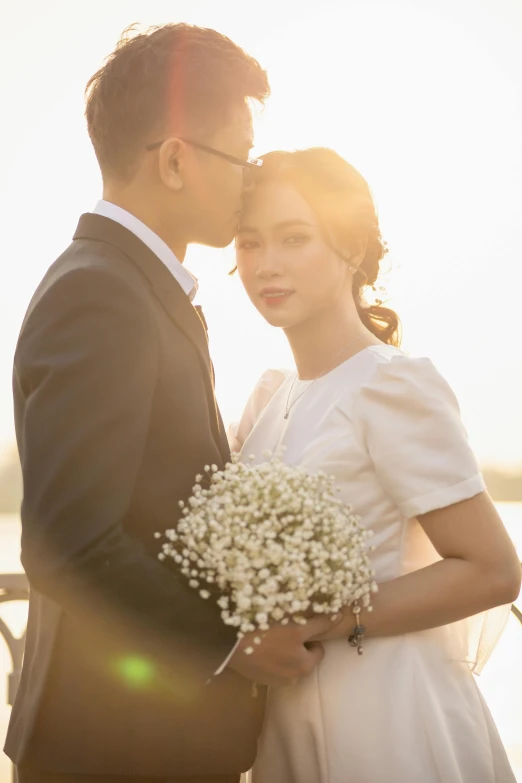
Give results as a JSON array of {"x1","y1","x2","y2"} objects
[{"x1": 157, "y1": 454, "x2": 377, "y2": 652}]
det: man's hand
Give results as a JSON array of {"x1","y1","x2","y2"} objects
[{"x1": 227, "y1": 615, "x2": 340, "y2": 687}]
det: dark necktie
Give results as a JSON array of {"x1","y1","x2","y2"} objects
[{"x1": 194, "y1": 304, "x2": 208, "y2": 334}]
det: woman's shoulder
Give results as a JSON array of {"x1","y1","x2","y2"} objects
[
  {"x1": 348, "y1": 345, "x2": 463, "y2": 434},
  {"x1": 340, "y1": 343, "x2": 428, "y2": 393},
  {"x1": 228, "y1": 368, "x2": 292, "y2": 452},
  {"x1": 361, "y1": 345, "x2": 456, "y2": 399},
  {"x1": 252, "y1": 368, "x2": 293, "y2": 397},
  {"x1": 334, "y1": 344, "x2": 460, "y2": 422}
]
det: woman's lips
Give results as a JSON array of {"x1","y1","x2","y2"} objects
[{"x1": 259, "y1": 289, "x2": 294, "y2": 307}]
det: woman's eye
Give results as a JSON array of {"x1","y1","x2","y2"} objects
[
  {"x1": 283, "y1": 234, "x2": 310, "y2": 245},
  {"x1": 237, "y1": 239, "x2": 260, "y2": 250}
]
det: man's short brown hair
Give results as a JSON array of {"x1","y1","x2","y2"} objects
[{"x1": 85, "y1": 24, "x2": 269, "y2": 180}]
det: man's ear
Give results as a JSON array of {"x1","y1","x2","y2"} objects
[{"x1": 158, "y1": 138, "x2": 185, "y2": 192}]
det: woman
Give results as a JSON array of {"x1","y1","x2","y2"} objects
[{"x1": 232, "y1": 148, "x2": 521, "y2": 783}]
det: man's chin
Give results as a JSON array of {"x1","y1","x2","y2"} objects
[
  {"x1": 197, "y1": 215, "x2": 238, "y2": 249},
  {"x1": 200, "y1": 227, "x2": 236, "y2": 250}
]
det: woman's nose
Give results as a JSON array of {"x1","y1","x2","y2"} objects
[{"x1": 255, "y1": 250, "x2": 282, "y2": 278}]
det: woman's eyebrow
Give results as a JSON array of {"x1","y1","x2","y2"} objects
[{"x1": 237, "y1": 219, "x2": 314, "y2": 234}]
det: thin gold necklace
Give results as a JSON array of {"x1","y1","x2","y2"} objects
[{"x1": 284, "y1": 334, "x2": 366, "y2": 420}]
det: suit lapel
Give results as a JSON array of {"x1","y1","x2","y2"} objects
[
  {"x1": 145, "y1": 270, "x2": 229, "y2": 461},
  {"x1": 73, "y1": 214, "x2": 228, "y2": 459}
]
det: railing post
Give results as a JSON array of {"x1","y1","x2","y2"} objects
[{"x1": 0, "y1": 574, "x2": 29, "y2": 783}]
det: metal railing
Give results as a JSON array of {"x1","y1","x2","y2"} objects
[
  {"x1": 0, "y1": 574, "x2": 29, "y2": 709},
  {"x1": 1, "y1": 572, "x2": 522, "y2": 782},
  {"x1": 1, "y1": 573, "x2": 29, "y2": 783}
]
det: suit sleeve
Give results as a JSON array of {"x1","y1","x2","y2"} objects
[{"x1": 15, "y1": 267, "x2": 237, "y2": 686}]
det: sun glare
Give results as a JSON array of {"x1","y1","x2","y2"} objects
[{"x1": 0, "y1": 0, "x2": 520, "y2": 473}]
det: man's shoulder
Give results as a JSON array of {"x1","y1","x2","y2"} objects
[
  {"x1": 26, "y1": 235, "x2": 150, "y2": 318},
  {"x1": 45, "y1": 235, "x2": 145, "y2": 292}
]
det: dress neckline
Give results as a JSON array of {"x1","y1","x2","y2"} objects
[{"x1": 292, "y1": 344, "x2": 398, "y2": 385}]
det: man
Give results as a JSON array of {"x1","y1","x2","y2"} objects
[{"x1": 5, "y1": 23, "x2": 333, "y2": 783}]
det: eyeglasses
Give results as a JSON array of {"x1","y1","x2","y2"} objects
[{"x1": 145, "y1": 137, "x2": 263, "y2": 172}]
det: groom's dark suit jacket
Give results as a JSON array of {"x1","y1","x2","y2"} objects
[{"x1": 4, "y1": 214, "x2": 265, "y2": 777}]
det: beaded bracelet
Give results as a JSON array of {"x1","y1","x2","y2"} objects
[
  {"x1": 348, "y1": 623, "x2": 365, "y2": 655},
  {"x1": 348, "y1": 603, "x2": 365, "y2": 654}
]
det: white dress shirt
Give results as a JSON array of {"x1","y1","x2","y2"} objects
[
  {"x1": 93, "y1": 200, "x2": 198, "y2": 300},
  {"x1": 91, "y1": 200, "x2": 236, "y2": 676}
]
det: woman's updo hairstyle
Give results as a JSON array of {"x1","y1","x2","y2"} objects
[{"x1": 251, "y1": 148, "x2": 400, "y2": 346}]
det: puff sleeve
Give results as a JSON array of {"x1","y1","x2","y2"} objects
[{"x1": 355, "y1": 354, "x2": 485, "y2": 518}]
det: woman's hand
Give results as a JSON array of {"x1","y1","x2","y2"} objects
[
  {"x1": 308, "y1": 608, "x2": 358, "y2": 642},
  {"x1": 228, "y1": 614, "x2": 341, "y2": 686}
]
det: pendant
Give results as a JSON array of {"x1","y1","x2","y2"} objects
[{"x1": 284, "y1": 412, "x2": 289, "y2": 420}]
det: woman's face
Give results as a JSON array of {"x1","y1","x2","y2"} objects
[{"x1": 236, "y1": 181, "x2": 353, "y2": 330}]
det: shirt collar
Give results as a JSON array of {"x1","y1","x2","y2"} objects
[{"x1": 92, "y1": 200, "x2": 198, "y2": 301}]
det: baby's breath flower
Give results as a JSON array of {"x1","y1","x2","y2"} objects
[{"x1": 158, "y1": 453, "x2": 376, "y2": 651}]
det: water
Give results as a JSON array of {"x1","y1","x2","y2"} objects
[{"x1": 1, "y1": 507, "x2": 521, "y2": 782}]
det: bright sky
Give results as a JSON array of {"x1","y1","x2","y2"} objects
[{"x1": 1, "y1": 0, "x2": 521, "y2": 470}]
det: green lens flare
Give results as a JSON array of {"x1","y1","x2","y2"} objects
[{"x1": 115, "y1": 656, "x2": 154, "y2": 688}]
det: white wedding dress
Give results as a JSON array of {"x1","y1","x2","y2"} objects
[{"x1": 232, "y1": 345, "x2": 515, "y2": 783}]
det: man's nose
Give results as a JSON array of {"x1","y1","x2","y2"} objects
[
  {"x1": 242, "y1": 177, "x2": 255, "y2": 197},
  {"x1": 242, "y1": 165, "x2": 260, "y2": 193}
]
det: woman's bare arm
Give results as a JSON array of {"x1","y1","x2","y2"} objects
[{"x1": 314, "y1": 492, "x2": 521, "y2": 641}]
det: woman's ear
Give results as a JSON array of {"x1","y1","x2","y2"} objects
[{"x1": 345, "y1": 240, "x2": 367, "y2": 275}]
